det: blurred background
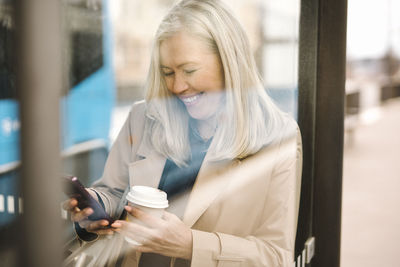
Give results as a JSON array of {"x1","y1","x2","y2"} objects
[
  {"x1": 342, "y1": 0, "x2": 400, "y2": 266},
  {"x1": 0, "y1": 0, "x2": 399, "y2": 266}
]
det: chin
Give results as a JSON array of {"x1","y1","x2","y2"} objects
[{"x1": 187, "y1": 108, "x2": 215, "y2": 121}]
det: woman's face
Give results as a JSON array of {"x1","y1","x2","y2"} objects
[{"x1": 160, "y1": 31, "x2": 225, "y2": 121}]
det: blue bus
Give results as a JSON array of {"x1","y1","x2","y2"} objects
[{"x1": 0, "y1": 0, "x2": 115, "y2": 226}]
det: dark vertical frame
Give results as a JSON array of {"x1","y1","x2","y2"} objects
[
  {"x1": 312, "y1": 0, "x2": 347, "y2": 265},
  {"x1": 296, "y1": 0, "x2": 319, "y2": 256},
  {"x1": 296, "y1": 0, "x2": 347, "y2": 266},
  {"x1": 15, "y1": 0, "x2": 63, "y2": 266}
]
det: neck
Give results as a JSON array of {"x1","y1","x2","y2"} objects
[{"x1": 196, "y1": 116, "x2": 217, "y2": 140}]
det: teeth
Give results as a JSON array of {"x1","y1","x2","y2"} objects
[{"x1": 182, "y1": 94, "x2": 200, "y2": 103}]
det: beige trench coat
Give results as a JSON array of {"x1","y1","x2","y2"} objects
[{"x1": 91, "y1": 101, "x2": 303, "y2": 267}]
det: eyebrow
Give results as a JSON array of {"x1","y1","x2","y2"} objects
[{"x1": 160, "y1": 62, "x2": 198, "y2": 69}]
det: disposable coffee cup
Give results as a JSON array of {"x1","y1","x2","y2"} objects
[{"x1": 124, "y1": 186, "x2": 168, "y2": 245}]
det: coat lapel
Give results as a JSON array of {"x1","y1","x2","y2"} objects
[
  {"x1": 128, "y1": 135, "x2": 166, "y2": 189},
  {"x1": 183, "y1": 152, "x2": 241, "y2": 227}
]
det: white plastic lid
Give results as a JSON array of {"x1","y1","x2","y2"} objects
[{"x1": 126, "y1": 186, "x2": 168, "y2": 209}]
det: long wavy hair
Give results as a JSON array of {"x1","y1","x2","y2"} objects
[{"x1": 144, "y1": 0, "x2": 286, "y2": 167}]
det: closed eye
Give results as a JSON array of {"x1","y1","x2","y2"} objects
[
  {"x1": 162, "y1": 71, "x2": 174, "y2": 76},
  {"x1": 184, "y1": 69, "x2": 197, "y2": 75}
]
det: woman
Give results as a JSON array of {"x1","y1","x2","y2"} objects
[{"x1": 65, "y1": 0, "x2": 302, "y2": 266}]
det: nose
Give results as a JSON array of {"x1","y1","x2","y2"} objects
[{"x1": 171, "y1": 73, "x2": 189, "y2": 94}]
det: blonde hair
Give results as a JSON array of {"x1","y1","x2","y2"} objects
[{"x1": 144, "y1": 0, "x2": 286, "y2": 166}]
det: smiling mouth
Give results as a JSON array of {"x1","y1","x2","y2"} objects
[{"x1": 180, "y1": 92, "x2": 204, "y2": 106}]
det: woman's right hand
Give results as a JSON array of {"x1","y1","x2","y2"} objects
[{"x1": 62, "y1": 193, "x2": 114, "y2": 235}]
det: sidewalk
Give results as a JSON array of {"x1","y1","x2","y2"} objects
[{"x1": 341, "y1": 98, "x2": 400, "y2": 267}]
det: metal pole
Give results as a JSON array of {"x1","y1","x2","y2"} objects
[
  {"x1": 312, "y1": 0, "x2": 347, "y2": 266},
  {"x1": 296, "y1": 0, "x2": 319, "y2": 257},
  {"x1": 15, "y1": 0, "x2": 63, "y2": 266},
  {"x1": 297, "y1": 0, "x2": 347, "y2": 266}
]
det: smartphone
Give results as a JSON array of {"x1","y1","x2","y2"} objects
[{"x1": 61, "y1": 175, "x2": 114, "y2": 224}]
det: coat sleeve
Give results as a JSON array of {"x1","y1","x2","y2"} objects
[
  {"x1": 74, "y1": 102, "x2": 146, "y2": 242},
  {"x1": 190, "y1": 124, "x2": 303, "y2": 267},
  {"x1": 90, "y1": 101, "x2": 146, "y2": 218}
]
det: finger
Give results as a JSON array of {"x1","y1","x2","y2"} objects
[
  {"x1": 161, "y1": 211, "x2": 180, "y2": 222},
  {"x1": 113, "y1": 220, "x2": 154, "y2": 242},
  {"x1": 125, "y1": 206, "x2": 164, "y2": 228},
  {"x1": 135, "y1": 246, "x2": 153, "y2": 253},
  {"x1": 71, "y1": 207, "x2": 93, "y2": 222},
  {"x1": 123, "y1": 240, "x2": 151, "y2": 252},
  {"x1": 86, "y1": 220, "x2": 109, "y2": 232},
  {"x1": 62, "y1": 198, "x2": 78, "y2": 211},
  {"x1": 92, "y1": 228, "x2": 114, "y2": 235},
  {"x1": 78, "y1": 219, "x2": 91, "y2": 229},
  {"x1": 112, "y1": 220, "x2": 150, "y2": 233},
  {"x1": 110, "y1": 221, "x2": 123, "y2": 228}
]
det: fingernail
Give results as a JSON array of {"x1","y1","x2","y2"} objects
[
  {"x1": 111, "y1": 222, "x2": 121, "y2": 228},
  {"x1": 125, "y1": 206, "x2": 132, "y2": 211},
  {"x1": 101, "y1": 220, "x2": 109, "y2": 226}
]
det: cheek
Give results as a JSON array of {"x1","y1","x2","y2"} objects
[
  {"x1": 200, "y1": 80, "x2": 224, "y2": 93},
  {"x1": 196, "y1": 72, "x2": 224, "y2": 92},
  {"x1": 190, "y1": 76, "x2": 212, "y2": 91},
  {"x1": 164, "y1": 77, "x2": 173, "y2": 92}
]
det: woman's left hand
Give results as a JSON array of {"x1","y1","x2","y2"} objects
[{"x1": 111, "y1": 206, "x2": 193, "y2": 260}]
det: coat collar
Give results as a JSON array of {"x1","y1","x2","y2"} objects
[
  {"x1": 128, "y1": 134, "x2": 166, "y2": 188},
  {"x1": 136, "y1": 131, "x2": 153, "y2": 159}
]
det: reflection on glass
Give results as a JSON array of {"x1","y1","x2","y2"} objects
[
  {"x1": 64, "y1": 0, "x2": 104, "y2": 87},
  {"x1": 61, "y1": 0, "x2": 114, "y2": 187},
  {"x1": 63, "y1": 0, "x2": 302, "y2": 266},
  {"x1": 0, "y1": 0, "x2": 20, "y2": 230},
  {"x1": 262, "y1": 0, "x2": 299, "y2": 118},
  {"x1": 60, "y1": 0, "x2": 115, "y2": 254},
  {"x1": 112, "y1": 0, "x2": 299, "y2": 120}
]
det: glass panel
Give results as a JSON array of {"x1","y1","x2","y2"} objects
[
  {"x1": 0, "y1": 1, "x2": 15, "y2": 100},
  {"x1": 61, "y1": 0, "x2": 113, "y2": 186},
  {"x1": 0, "y1": 0, "x2": 19, "y2": 229},
  {"x1": 262, "y1": 0, "x2": 300, "y2": 119},
  {"x1": 65, "y1": 0, "x2": 104, "y2": 87},
  {"x1": 60, "y1": 0, "x2": 115, "y2": 249},
  {"x1": 0, "y1": 1, "x2": 19, "y2": 264},
  {"x1": 62, "y1": 0, "x2": 301, "y2": 265},
  {"x1": 342, "y1": 1, "x2": 400, "y2": 265}
]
